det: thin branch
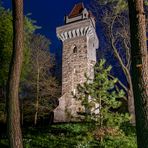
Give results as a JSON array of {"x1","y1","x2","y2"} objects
[
  {"x1": 110, "y1": 16, "x2": 131, "y2": 82},
  {"x1": 123, "y1": 39, "x2": 131, "y2": 70},
  {"x1": 108, "y1": 74, "x2": 128, "y2": 92}
]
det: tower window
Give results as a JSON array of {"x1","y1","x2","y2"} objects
[
  {"x1": 73, "y1": 46, "x2": 77, "y2": 53},
  {"x1": 84, "y1": 13, "x2": 87, "y2": 17}
]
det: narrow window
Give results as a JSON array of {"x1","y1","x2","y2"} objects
[{"x1": 73, "y1": 46, "x2": 77, "y2": 53}]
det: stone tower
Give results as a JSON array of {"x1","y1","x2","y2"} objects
[{"x1": 54, "y1": 3, "x2": 99, "y2": 122}]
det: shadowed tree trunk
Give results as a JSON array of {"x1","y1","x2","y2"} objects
[
  {"x1": 127, "y1": 0, "x2": 148, "y2": 147},
  {"x1": 6, "y1": 0, "x2": 23, "y2": 147},
  {"x1": 34, "y1": 59, "x2": 40, "y2": 126}
]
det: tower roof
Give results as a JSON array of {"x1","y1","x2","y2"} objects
[
  {"x1": 68, "y1": 3, "x2": 84, "y2": 18},
  {"x1": 65, "y1": 3, "x2": 95, "y2": 24}
]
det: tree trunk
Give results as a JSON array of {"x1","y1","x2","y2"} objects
[
  {"x1": 6, "y1": 0, "x2": 23, "y2": 147},
  {"x1": 21, "y1": 99, "x2": 24, "y2": 126},
  {"x1": 34, "y1": 65, "x2": 40, "y2": 126},
  {"x1": 127, "y1": 0, "x2": 148, "y2": 147},
  {"x1": 126, "y1": 74, "x2": 135, "y2": 124},
  {"x1": 127, "y1": 88, "x2": 135, "y2": 125}
]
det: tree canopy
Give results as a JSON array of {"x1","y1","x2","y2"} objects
[{"x1": 0, "y1": 7, "x2": 37, "y2": 86}]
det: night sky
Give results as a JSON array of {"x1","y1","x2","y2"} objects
[
  {"x1": 2, "y1": 0, "x2": 91, "y2": 53},
  {"x1": 1, "y1": 0, "x2": 127, "y2": 86}
]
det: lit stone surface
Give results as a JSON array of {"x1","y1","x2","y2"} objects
[{"x1": 54, "y1": 3, "x2": 99, "y2": 122}]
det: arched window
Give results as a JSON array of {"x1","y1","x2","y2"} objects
[{"x1": 72, "y1": 45, "x2": 77, "y2": 53}]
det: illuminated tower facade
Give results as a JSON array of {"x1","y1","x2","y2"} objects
[{"x1": 54, "y1": 3, "x2": 99, "y2": 122}]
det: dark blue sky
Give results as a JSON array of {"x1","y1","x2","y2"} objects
[
  {"x1": 2, "y1": 0, "x2": 91, "y2": 53},
  {"x1": 1, "y1": 0, "x2": 128, "y2": 85}
]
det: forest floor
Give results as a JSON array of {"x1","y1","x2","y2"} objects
[
  {"x1": 0, "y1": 122, "x2": 137, "y2": 148},
  {"x1": 0, "y1": 123, "x2": 93, "y2": 148}
]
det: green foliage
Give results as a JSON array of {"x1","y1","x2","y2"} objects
[
  {"x1": 0, "y1": 123, "x2": 136, "y2": 147},
  {"x1": 0, "y1": 7, "x2": 38, "y2": 123},
  {"x1": 97, "y1": 0, "x2": 148, "y2": 14},
  {"x1": 97, "y1": 0, "x2": 127, "y2": 14},
  {"x1": 0, "y1": 7, "x2": 37, "y2": 85},
  {"x1": 0, "y1": 8, "x2": 13, "y2": 85},
  {"x1": 98, "y1": 135, "x2": 137, "y2": 148},
  {"x1": 22, "y1": 123, "x2": 93, "y2": 148},
  {"x1": 75, "y1": 59, "x2": 130, "y2": 127},
  {"x1": 145, "y1": 0, "x2": 148, "y2": 6},
  {"x1": 72, "y1": 59, "x2": 137, "y2": 147},
  {"x1": 92, "y1": 123, "x2": 137, "y2": 148},
  {"x1": 21, "y1": 16, "x2": 38, "y2": 81}
]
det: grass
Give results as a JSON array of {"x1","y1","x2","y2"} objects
[
  {"x1": 0, "y1": 123, "x2": 94, "y2": 148},
  {"x1": 0, "y1": 122, "x2": 137, "y2": 148}
]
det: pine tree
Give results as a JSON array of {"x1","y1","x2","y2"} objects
[{"x1": 75, "y1": 59, "x2": 129, "y2": 128}]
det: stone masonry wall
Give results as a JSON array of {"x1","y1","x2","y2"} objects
[
  {"x1": 54, "y1": 17, "x2": 98, "y2": 122},
  {"x1": 54, "y1": 36, "x2": 89, "y2": 122}
]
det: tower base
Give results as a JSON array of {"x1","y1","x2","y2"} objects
[{"x1": 53, "y1": 93, "x2": 82, "y2": 122}]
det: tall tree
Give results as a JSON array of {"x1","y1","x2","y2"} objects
[
  {"x1": 0, "y1": 7, "x2": 36, "y2": 123},
  {"x1": 91, "y1": 1, "x2": 135, "y2": 124},
  {"x1": 75, "y1": 59, "x2": 127, "y2": 124},
  {"x1": 92, "y1": 0, "x2": 148, "y2": 124},
  {"x1": 22, "y1": 34, "x2": 60, "y2": 125},
  {"x1": 74, "y1": 59, "x2": 130, "y2": 144},
  {"x1": 0, "y1": 8, "x2": 36, "y2": 86},
  {"x1": 6, "y1": 0, "x2": 23, "y2": 147},
  {"x1": 127, "y1": 0, "x2": 148, "y2": 147}
]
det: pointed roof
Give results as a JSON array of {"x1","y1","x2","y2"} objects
[{"x1": 68, "y1": 3, "x2": 84, "y2": 18}]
